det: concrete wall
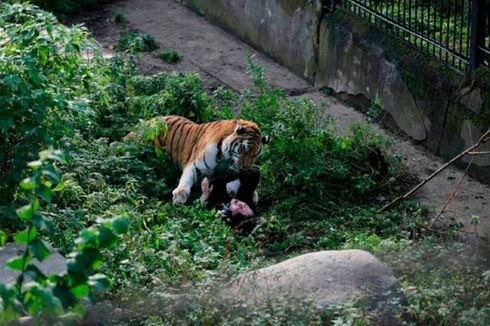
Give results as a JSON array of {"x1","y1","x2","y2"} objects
[
  {"x1": 183, "y1": 0, "x2": 323, "y2": 79},
  {"x1": 182, "y1": 0, "x2": 490, "y2": 182}
]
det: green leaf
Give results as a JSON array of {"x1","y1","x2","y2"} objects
[
  {"x1": 28, "y1": 239, "x2": 51, "y2": 261},
  {"x1": 76, "y1": 248, "x2": 103, "y2": 270},
  {"x1": 35, "y1": 185, "x2": 52, "y2": 203},
  {"x1": 16, "y1": 203, "x2": 33, "y2": 221},
  {"x1": 14, "y1": 227, "x2": 37, "y2": 244},
  {"x1": 75, "y1": 229, "x2": 98, "y2": 249},
  {"x1": 32, "y1": 198, "x2": 40, "y2": 212},
  {"x1": 112, "y1": 217, "x2": 130, "y2": 234},
  {"x1": 16, "y1": 205, "x2": 33, "y2": 220},
  {"x1": 25, "y1": 286, "x2": 63, "y2": 316},
  {"x1": 6, "y1": 255, "x2": 31, "y2": 271},
  {"x1": 47, "y1": 150, "x2": 66, "y2": 163},
  {"x1": 16, "y1": 199, "x2": 41, "y2": 221},
  {"x1": 70, "y1": 284, "x2": 89, "y2": 299},
  {"x1": 31, "y1": 213, "x2": 51, "y2": 230},
  {"x1": 27, "y1": 160, "x2": 42, "y2": 170},
  {"x1": 20, "y1": 177, "x2": 37, "y2": 190},
  {"x1": 24, "y1": 265, "x2": 47, "y2": 283},
  {"x1": 88, "y1": 274, "x2": 112, "y2": 291},
  {"x1": 0, "y1": 230, "x2": 7, "y2": 247},
  {"x1": 53, "y1": 286, "x2": 77, "y2": 309},
  {"x1": 98, "y1": 227, "x2": 118, "y2": 248},
  {"x1": 42, "y1": 164, "x2": 61, "y2": 184},
  {"x1": 38, "y1": 45, "x2": 48, "y2": 65},
  {"x1": 67, "y1": 259, "x2": 85, "y2": 276}
]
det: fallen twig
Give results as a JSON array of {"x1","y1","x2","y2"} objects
[
  {"x1": 426, "y1": 152, "x2": 476, "y2": 230},
  {"x1": 378, "y1": 129, "x2": 490, "y2": 213}
]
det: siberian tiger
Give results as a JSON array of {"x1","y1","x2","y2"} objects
[{"x1": 153, "y1": 115, "x2": 267, "y2": 205}]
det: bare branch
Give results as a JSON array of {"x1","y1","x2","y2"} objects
[{"x1": 378, "y1": 129, "x2": 490, "y2": 213}]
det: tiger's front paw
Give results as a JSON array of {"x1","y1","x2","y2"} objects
[{"x1": 172, "y1": 186, "x2": 190, "y2": 205}]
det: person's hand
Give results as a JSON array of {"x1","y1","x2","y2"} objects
[{"x1": 199, "y1": 177, "x2": 213, "y2": 203}]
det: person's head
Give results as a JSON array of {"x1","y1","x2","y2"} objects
[
  {"x1": 230, "y1": 198, "x2": 254, "y2": 217},
  {"x1": 221, "y1": 198, "x2": 254, "y2": 221}
]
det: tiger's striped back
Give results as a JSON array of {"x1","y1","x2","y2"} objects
[
  {"x1": 157, "y1": 115, "x2": 203, "y2": 166},
  {"x1": 155, "y1": 115, "x2": 263, "y2": 170}
]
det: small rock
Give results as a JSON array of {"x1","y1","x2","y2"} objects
[{"x1": 0, "y1": 242, "x2": 66, "y2": 285}]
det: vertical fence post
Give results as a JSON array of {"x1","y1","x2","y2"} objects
[{"x1": 469, "y1": 0, "x2": 486, "y2": 71}]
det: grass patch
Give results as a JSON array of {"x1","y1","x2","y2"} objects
[
  {"x1": 346, "y1": 235, "x2": 490, "y2": 325},
  {"x1": 156, "y1": 50, "x2": 181, "y2": 63}
]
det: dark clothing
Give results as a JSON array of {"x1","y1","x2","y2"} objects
[{"x1": 206, "y1": 166, "x2": 260, "y2": 213}]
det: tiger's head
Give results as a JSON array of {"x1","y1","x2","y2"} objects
[{"x1": 223, "y1": 119, "x2": 268, "y2": 171}]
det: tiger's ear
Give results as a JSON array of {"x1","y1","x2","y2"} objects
[
  {"x1": 235, "y1": 124, "x2": 246, "y2": 135},
  {"x1": 262, "y1": 135, "x2": 269, "y2": 144}
]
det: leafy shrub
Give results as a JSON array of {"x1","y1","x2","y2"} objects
[
  {"x1": 0, "y1": 149, "x2": 129, "y2": 323},
  {"x1": 119, "y1": 31, "x2": 159, "y2": 53},
  {"x1": 85, "y1": 55, "x2": 139, "y2": 140},
  {"x1": 88, "y1": 67, "x2": 215, "y2": 140},
  {"x1": 7, "y1": 0, "x2": 107, "y2": 16},
  {"x1": 231, "y1": 57, "x2": 423, "y2": 252},
  {"x1": 156, "y1": 50, "x2": 181, "y2": 63},
  {"x1": 375, "y1": 239, "x2": 490, "y2": 325},
  {"x1": 126, "y1": 72, "x2": 214, "y2": 123},
  {"x1": 0, "y1": 3, "x2": 108, "y2": 205},
  {"x1": 45, "y1": 135, "x2": 180, "y2": 253},
  {"x1": 114, "y1": 11, "x2": 125, "y2": 24}
]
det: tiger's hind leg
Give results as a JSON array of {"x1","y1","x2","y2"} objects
[{"x1": 172, "y1": 165, "x2": 197, "y2": 205}]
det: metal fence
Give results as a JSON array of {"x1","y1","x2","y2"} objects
[{"x1": 339, "y1": 0, "x2": 490, "y2": 73}]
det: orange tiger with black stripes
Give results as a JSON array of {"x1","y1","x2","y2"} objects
[{"x1": 152, "y1": 115, "x2": 267, "y2": 205}]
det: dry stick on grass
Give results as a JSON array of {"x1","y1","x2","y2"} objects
[
  {"x1": 426, "y1": 153, "x2": 477, "y2": 231},
  {"x1": 377, "y1": 129, "x2": 490, "y2": 214}
]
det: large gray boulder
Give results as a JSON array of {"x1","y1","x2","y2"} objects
[
  {"x1": 228, "y1": 250, "x2": 401, "y2": 322},
  {"x1": 0, "y1": 242, "x2": 66, "y2": 284},
  {"x1": 104, "y1": 250, "x2": 402, "y2": 324}
]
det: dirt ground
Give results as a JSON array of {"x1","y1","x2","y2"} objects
[{"x1": 69, "y1": 0, "x2": 490, "y2": 258}]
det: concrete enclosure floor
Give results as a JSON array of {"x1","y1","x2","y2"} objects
[{"x1": 69, "y1": 0, "x2": 490, "y2": 258}]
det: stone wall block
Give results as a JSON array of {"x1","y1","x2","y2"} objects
[{"x1": 183, "y1": 0, "x2": 323, "y2": 79}]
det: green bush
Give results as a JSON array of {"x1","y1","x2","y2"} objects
[
  {"x1": 0, "y1": 3, "x2": 106, "y2": 205},
  {"x1": 6, "y1": 0, "x2": 106, "y2": 16},
  {"x1": 0, "y1": 149, "x2": 129, "y2": 323},
  {"x1": 126, "y1": 72, "x2": 214, "y2": 123},
  {"x1": 118, "y1": 31, "x2": 159, "y2": 53},
  {"x1": 230, "y1": 57, "x2": 424, "y2": 252},
  {"x1": 156, "y1": 50, "x2": 181, "y2": 63},
  {"x1": 377, "y1": 239, "x2": 490, "y2": 325},
  {"x1": 114, "y1": 11, "x2": 125, "y2": 24}
]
